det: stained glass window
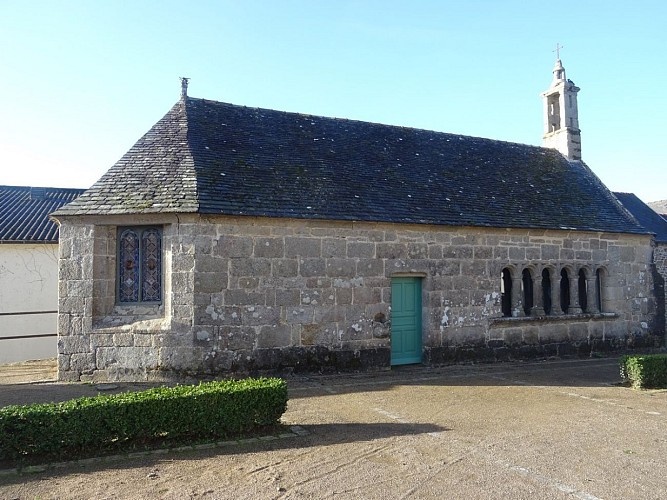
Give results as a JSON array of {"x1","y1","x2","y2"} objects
[{"x1": 118, "y1": 227, "x2": 162, "y2": 303}]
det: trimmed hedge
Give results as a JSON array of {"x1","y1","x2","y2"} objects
[
  {"x1": 620, "y1": 354, "x2": 667, "y2": 389},
  {"x1": 0, "y1": 377, "x2": 287, "y2": 462}
]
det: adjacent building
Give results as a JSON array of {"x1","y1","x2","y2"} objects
[{"x1": 0, "y1": 185, "x2": 84, "y2": 363}]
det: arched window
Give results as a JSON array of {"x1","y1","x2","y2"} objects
[
  {"x1": 118, "y1": 226, "x2": 162, "y2": 303},
  {"x1": 541, "y1": 268, "x2": 552, "y2": 315},
  {"x1": 501, "y1": 268, "x2": 512, "y2": 317},
  {"x1": 578, "y1": 269, "x2": 588, "y2": 313},
  {"x1": 560, "y1": 269, "x2": 570, "y2": 314},
  {"x1": 522, "y1": 269, "x2": 533, "y2": 316}
]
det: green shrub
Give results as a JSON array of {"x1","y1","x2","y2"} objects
[
  {"x1": 0, "y1": 377, "x2": 287, "y2": 462},
  {"x1": 619, "y1": 354, "x2": 667, "y2": 389}
]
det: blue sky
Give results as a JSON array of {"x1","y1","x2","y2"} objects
[{"x1": 1, "y1": 0, "x2": 665, "y2": 202}]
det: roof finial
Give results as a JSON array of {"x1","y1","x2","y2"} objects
[
  {"x1": 180, "y1": 77, "x2": 190, "y2": 98},
  {"x1": 553, "y1": 43, "x2": 563, "y2": 61}
]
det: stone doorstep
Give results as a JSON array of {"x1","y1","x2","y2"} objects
[{"x1": 0, "y1": 425, "x2": 309, "y2": 476}]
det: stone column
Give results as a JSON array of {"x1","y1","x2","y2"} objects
[
  {"x1": 568, "y1": 272, "x2": 583, "y2": 314},
  {"x1": 532, "y1": 273, "x2": 545, "y2": 316},
  {"x1": 551, "y1": 271, "x2": 562, "y2": 315},
  {"x1": 512, "y1": 276, "x2": 524, "y2": 317},
  {"x1": 586, "y1": 276, "x2": 599, "y2": 313}
]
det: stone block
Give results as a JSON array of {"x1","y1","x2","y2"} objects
[
  {"x1": 218, "y1": 326, "x2": 256, "y2": 350},
  {"x1": 195, "y1": 255, "x2": 227, "y2": 273},
  {"x1": 538, "y1": 323, "x2": 568, "y2": 343},
  {"x1": 237, "y1": 277, "x2": 259, "y2": 289},
  {"x1": 493, "y1": 246, "x2": 509, "y2": 260},
  {"x1": 299, "y1": 258, "x2": 326, "y2": 277},
  {"x1": 173, "y1": 253, "x2": 195, "y2": 271},
  {"x1": 322, "y1": 238, "x2": 347, "y2": 258},
  {"x1": 58, "y1": 354, "x2": 70, "y2": 372},
  {"x1": 620, "y1": 247, "x2": 635, "y2": 262},
  {"x1": 429, "y1": 260, "x2": 461, "y2": 277},
  {"x1": 254, "y1": 237, "x2": 285, "y2": 258},
  {"x1": 273, "y1": 258, "x2": 298, "y2": 277},
  {"x1": 443, "y1": 325, "x2": 485, "y2": 345},
  {"x1": 522, "y1": 326, "x2": 539, "y2": 344},
  {"x1": 158, "y1": 346, "x2": 205, "y2": 372},
  {"x1": 96, "y1": 346, "x2": 158, "y2": 371},
  {"x1": 560, "y1": 249, "x2": 575, "y2": 260},
  {"x1": 347, "y1": 241, "x2": 375, "y2": 258},
  {"x1": 541, "y1": 244, "x2": 559, "y2": 260},
  {"x1": 569, "y1": 322, "x2": 589, "y2": 342},
  {"x1": 286, "y1": 306, "x2": 314, "y2": 324},
  {"x1": 356, "y1": 259, "x2": 384, "y2": 277},
  {"x1": 336, "y1": 288, "x2": 352, "y2": 305},
  {"x1": 133, "y1": 334, "x2": 153, "y2": 347},
  {"x1": 509, "y1": 247, "x2": 525, "y2": 260},
  {"x1": 195, "y1": 235, "x2": 214, "y2": 254},
  {"x1": 407, "y1": 243, "x2": 428, "y2": 259},
  {"x1": 428, "y1": 244, "x2": 443, "y2": 259},
  {"x1": 242, "y1": 305, "x2": 280, "y2": 326},
  {"x1": 275, "y1": 289, "x2": 301, "y2": 306},
  {"x1": 225, "y1": 289, "x2": 265, "y2": 306},
  {"x1": 326, "y1": 258, "x2": 356, "y2": 278},
  {"x1": 196, "y1": 273, "x2": 226, "y2": 294},
  {"x1": 461, "y1": 260, "x2": 487, "y2": 277},
  {"x1": 353, "y1": 287, "x2": 381, "y2": 305},
  {"x1": 604, "y1": 320, "x2": 627, "y2": 339},
  {"x1": 69, "y1": 353, "x2": 95, "y2": 374},
  {"x1": 526, "y1": 247, "x2": 541, "y2": 260},
  {"x1": 442, "y1": 246, "x2": 473, "y2": 259},
  {"x1": 376, "y1": 243, "x2": 407, "y2": 259},
  {"x1": 314, "y1": 305, "x2": 346, "y2": 323},
  {"x1": 215, "y1": 235, "x2": 253, "y2": 258},
  {"x1": 286, "y1": 237, "x2": 321, "y2": 257},
  {"x1": 58, "y1": 335, "x2": 89, "y2": 354},
  {"x1": 113, "y1": 333, "x2": 134, "y2": 346},
  {"x1": 473, "y1": 246, "x2": 492, "y2": 259},
  {"x1": 257, "y1": 324, "x2": 292, "y2": 348},
  {"x1": 230, "y1": 258, "x2": 271, "y2": 277}
]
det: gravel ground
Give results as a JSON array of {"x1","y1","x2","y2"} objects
[{"x1": 0, "y1": 357, "x2": 666, "y2": 499}]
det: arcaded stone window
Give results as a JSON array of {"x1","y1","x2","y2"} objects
[
  {"x1": 501, "y1": 268, "x2": 512, "y2": 317},
  {"x1": 497, "y1": 264, "x2": 608, "y2": 319},
  {"x1": 522, "y1": 268, "x2": 533, "y2": 316},
  {"x1": 560, "y1": 268, "x2": 570, "y2": 314},
  {"x1": 118, "y1": 227, "x2": 162, "y2": 303}
]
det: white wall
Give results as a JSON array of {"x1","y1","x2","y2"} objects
[{"x1": 0, "y1": 244, "x2": 59, "y2": 363}]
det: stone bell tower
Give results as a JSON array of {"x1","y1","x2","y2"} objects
[{"x1": 541, "y1": 47, "x2": 581, "y2": 160}]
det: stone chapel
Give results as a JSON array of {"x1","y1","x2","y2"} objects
[{"x1": 52, "y1": 59, "x2": 664, "y2": 381}]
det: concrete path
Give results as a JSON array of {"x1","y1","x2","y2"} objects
[{"x1": 1, "y1": 358, "x2": 666, "y2": 499}]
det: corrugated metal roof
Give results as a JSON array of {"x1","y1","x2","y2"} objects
[
  {"x1": 54, "y1": 97, "x2": 648, "y2": 236},
  {"x1": 0, "y1": 186, "x2": 85, "y2": 243}
]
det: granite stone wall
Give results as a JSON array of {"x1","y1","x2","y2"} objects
[
  {"x1": 654, "y1": 243, "x2": 667, "y2": 337},
  {"x1": 56, "y1": 214, "x2": 661, "y2": 381}
]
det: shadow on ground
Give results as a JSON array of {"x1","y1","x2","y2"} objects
[{"x1": 0, "y1": 421, "x2": 447, "y2": 485}]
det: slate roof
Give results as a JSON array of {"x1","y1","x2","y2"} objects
[
  {"x1": 614, "y1": 192, "x2": 667, "y2": 243},
  {"x1": 0, "y1": 185, "x2": 85, "y2": 243},
  {"x1": 54, "y1": 97, "x2": 648, "y2": 235}
]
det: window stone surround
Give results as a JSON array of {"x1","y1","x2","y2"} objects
[{"x1": 56, "y1": 214, "x2": 661, "y2": 382}]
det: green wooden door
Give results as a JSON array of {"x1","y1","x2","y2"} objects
[{"x1": 391, "y1": 277, "x2": 422, "y2": 365}]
